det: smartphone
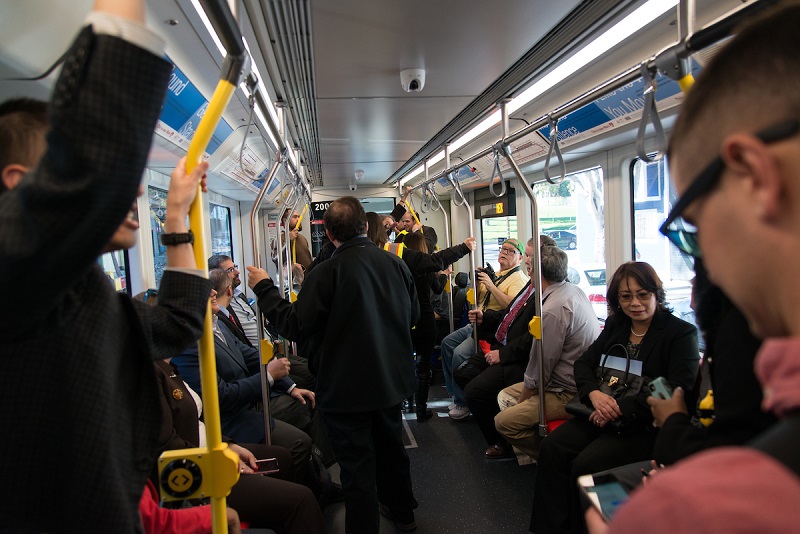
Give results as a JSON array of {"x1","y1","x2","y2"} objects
[
  {"x1": 253, "y1": 457, "x2": 280, "y2": 475},
  {"x1": 647, "y1": 376, "x2": 673, "y2": 399},
  {"x1": 578, "y1": 474, "x2": 630, "y2": 521}
]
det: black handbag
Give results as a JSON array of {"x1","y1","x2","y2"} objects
[{"x1": 566, "y1": 343, "x2": 648, "y2": 433}]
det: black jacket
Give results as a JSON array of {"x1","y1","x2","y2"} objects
[
  {"x1": 574, "y1": 309, "x2": 699, "y2": 429},
  {"x1": 255, "y1": 236, "x2": 420, "y2": 413}
]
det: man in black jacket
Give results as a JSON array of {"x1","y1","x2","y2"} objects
[{"x1": 248, "y1": 196, "x2": 421, "y2": 532}]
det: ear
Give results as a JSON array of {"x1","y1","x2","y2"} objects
[
  {"x1": 720, "y1": 133, "x2": 784, "y2": 221},
  {"x1": 226, "y1": 286, "x2": 233, "y2": 297},
  {"x1": 1, "y1": 164, "x2": 29, "y2": 191}
]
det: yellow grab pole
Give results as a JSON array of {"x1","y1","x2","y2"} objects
[{"x1": 187, "y1": 78, "x2": 240, "y2": 534}]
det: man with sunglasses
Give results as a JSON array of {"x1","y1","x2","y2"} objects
[{"x1": 588, "y1": 3, "x2": 800, "y2": 532}]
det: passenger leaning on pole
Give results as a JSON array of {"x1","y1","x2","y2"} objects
[{"x1": 0, "y1": 1, "x2": 211, "y2": 529}]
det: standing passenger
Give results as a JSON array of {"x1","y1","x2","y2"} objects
[
  {"x1": 0, "y1": 1, "x2": 211, "y2": 529},
  {"x1": 247, "y1": 196, "x2": 420, "y2": 533}
]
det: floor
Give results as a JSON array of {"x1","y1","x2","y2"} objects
[{"x1": 323, "y1": 372, "x2": 538, "y2": 533}]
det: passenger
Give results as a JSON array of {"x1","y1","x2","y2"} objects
[
  {"x1": 0, "y1": 2, "x2": 210, "y2": 529},
  {"x1": 442, "y1": 237, "x2": 529, "y2": 420},
  {"x1": 210, "y1": 267, "x2": 252, "y2": 347},
  {"x1": 403, "y1": 232, "x2": 450, "y2": 420},
  {"x1": 272, "y1": 207, "x2": 313, "y2": 272},
  {"x1": 151, "y1": 358, "x2": 326, "y2": 533},
  {"x1": 209, "y1": 255, "x2": 260, "y2": 345},
  {"x1": 247, "y1": 196, "x2": 420, "y2": 533},
  {"x1": 489, "y1": 243, "x2": 600, "y2": 460},
  {"x1": 531, "y1": 261, "x2": 698, "y2": 534},
  {"x1": 139, "y1": 479, "x2": 241, "y2": 534},
  {"x1": 383, "y1": 185, "x2": 413, "y2": 236},
  {"x1": 649, "y1": 258, "x2": 775, "y2": 465},
  {"x1": 587, "y1": 3, "x2": 800, "y2": 531},
  {"x1": 394, "y1": 210, "x2": 438, "y2": 253},
  {"x1": 171, "y1": 288, "x2": 317, "y2": 470}
]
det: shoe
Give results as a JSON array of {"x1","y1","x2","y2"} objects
[
  {"x1": 380, "y1": 504, "x2": 417, "y2": 531},
  {"x1": 484, "y1": 443, "x2": 514, "y2": 459},
  {"x1": 448, "y1": 402, "x2": 456, "y2": 411},
  {"x1": 448, "y1": 405, "x2": 470, "y2": 420},
  {"x1": 416, "y1": 408, "x2": 433, "y2": 421}
]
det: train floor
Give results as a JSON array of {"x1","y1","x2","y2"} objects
[{"x1": 323, "y1": 370, "x2": 538, "y2": 533}]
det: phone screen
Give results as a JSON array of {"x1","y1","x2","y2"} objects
[
  {"x1": 585, "y1": 481, "x2": 629, "y2": 521},
  {"x1": 254, "y1": 458, "x2": 279, "y2": 474}
]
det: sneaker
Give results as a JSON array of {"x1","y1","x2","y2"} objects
[
  {"x1": 380, "y1": 504, "x2": 417, "y2": 531},
  {"x1": 448, "y1": 402, "x2": 456, "y2": 411},
  {"x1": 448, "y1": 405, "x2": 470, "y2": 420}
]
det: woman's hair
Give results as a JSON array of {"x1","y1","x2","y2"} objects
[
  {"x1": 606, "y1": 261, "x2": 670, "y2": 318},
  {"x1": 403, "y1": 232, "x2": 427, "y2": 253},
  {"x1": 365, "y1": 211, "x2": 388, "y2": 247}
]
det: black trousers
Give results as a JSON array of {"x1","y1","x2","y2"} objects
[
  {"x1": 322, "y1": 405, "x2": 417, "y2": 533},
  {"x1": 229, "y1": 444, "x2": 326, "y2": 534},
  {"x1": 464, "y1": 362, "x2": 524, "y2": 447},
  {"x1": 412, "y1": 314, "x2": 437, "y2": 377},
  {"x1": 530, "y1": 418, "x2": 656, "y2": 533}
]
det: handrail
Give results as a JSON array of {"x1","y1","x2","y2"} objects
[
  {"x1": 488, "y1": 145, "x2": 507, "y2": 197},
  {"x1": 398, "y1": 0, "x2": 773, "y2": 192},
  {"x1": 183, "y1": 1, "x2": 249, "y2": 532},
  {"x1": 249, "y1": 149, "x2": 285, "y2": 447},
  {"x1": 425, "y1": 181, "x2": 454, "y2": 334}
]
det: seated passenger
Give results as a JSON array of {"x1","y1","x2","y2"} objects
[
  {"x1": 587, "y1": 5, "x2": 800, "y2": 531},
  {"x1": 171, "y1": 288, "x2": 316, "y2": 470},
  {"x1": 442, "y1": 238, "x2": 529, "y2": 420},
  {"x1": 151, "y1": 358, "x2": 325, "y2": 533},
  {"x1": 531, "y1": 261, "x2": 698, "y2": 534},
  {"x1": 491, "y1": 244, "x2": 600, "y2": 460},
  {"x1": 139, "y1": 480, "x2": 241, "y2": 534}
]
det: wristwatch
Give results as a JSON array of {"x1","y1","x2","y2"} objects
[{"x1": 160, "y1": 230, "x2": 194, "y2": 246}]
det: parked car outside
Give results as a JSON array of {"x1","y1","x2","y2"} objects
[
  {"x1": 567, "y1": 262, "x2": 607, "y2": 326},
  {"x1": 546, "y1": 230, "x2": 577, "y2": 250}
]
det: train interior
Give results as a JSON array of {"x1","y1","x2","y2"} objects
[{"x1": 0, "y1": 0, "x2": 756, "y2": 531}]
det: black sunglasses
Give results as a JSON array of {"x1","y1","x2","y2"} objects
[{"x1": 660, "y1": 119, "x2": 800, "y2": 257}]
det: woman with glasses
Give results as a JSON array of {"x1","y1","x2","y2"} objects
[{"x1": 531, "y1": 261, "x2": 699, "y2": 534}]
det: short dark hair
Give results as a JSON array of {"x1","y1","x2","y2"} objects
[
  {"x1": 365, "y1": 211, "x2": 388, "y2": 247},
  {"x1": 209, "y1": 268, "x2": 232, "y2": 294},
  {"x1": 606, "y1": 261, "x2": 670, "y2": 317},
  {"x1": 540, "y1": 245, "x2": 568, "y2": 283},
  {"x1": 324, "y1": 196, "x2": 366, "y2": 242},
  {"x1": 540, "y1": 234, "x2": 557, "y2": 248},
  {"x1": 0, "y1": 98, "x2": 49, "y2": 191},
  {"x1": 208, "y1": 254, "x2": 233, "y2": 270}
]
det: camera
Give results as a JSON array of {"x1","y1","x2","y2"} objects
[
  {"x1": 348, "y1": 183, "x2": 357, "y2": 192},
  {"x1": 475, "y1": 263, "x2": 496, "y2": 284},
  {"x1": 400, "y1": 69, "x2": 426, "y2": 92}
]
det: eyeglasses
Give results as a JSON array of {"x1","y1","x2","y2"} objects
[
  {"x1": 224, "y1": 264, "x2": 239, "y2": 274},
  {"x1": 618, "y1": 291, "x2": 653, "y2": 304},
  {"x1": 499, "y1": 246, "x2": 520, "y2": 255},
  {"x1": 660, "y1": 119, "x2": 800, "y2": 257}
]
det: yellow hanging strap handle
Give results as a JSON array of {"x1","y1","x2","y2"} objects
[{"x1": 158, "y1": 3, "x2": 251, "y2": 531}]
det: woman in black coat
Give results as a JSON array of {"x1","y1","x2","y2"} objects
[{"x1": 530, "y1": 262, "x2": 699, "y2": 534}]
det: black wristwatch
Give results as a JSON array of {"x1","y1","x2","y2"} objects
[{"x1": 160, "y1": 230, "x2": 194, "y2": 246}]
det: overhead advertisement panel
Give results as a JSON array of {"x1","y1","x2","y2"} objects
[{"x1": 156, "y1": 60, "x2": 234, "y2": 158}]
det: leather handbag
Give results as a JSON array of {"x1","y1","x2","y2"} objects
[{"x1": 566, "y1": 343, "x2": 648, "y2": 433}]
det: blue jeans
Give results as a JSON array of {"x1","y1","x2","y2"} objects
[{"x1": 440, "y1": 324, "x2": 477, "y2": 406}]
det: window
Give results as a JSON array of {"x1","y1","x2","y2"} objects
[
  {"x1": 535, "y1": 167, "x2": 606, "y2": 324},
  {"x1": 631, "y1": 157, "x2": 695, "y2": 325},
  {"x1": 98, "y1": 250, "x2": 129, "y2": 294},
  {"x1": 148, "y1": 186, "x2": 169, "y2": 287},
  {"x1": 480, "y1": 216, "x2": 518, "y2": 271},
  {"x1": 210, "y1": 203, "x2": 233, "y2": 259}
]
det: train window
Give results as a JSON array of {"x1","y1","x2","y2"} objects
[
  {"x1": 536, "y1": 166, "x2": 607, "y2": 323},
  {"x1": 481, "y1": 216, "x2": 519, "y2": 271},
  {"x1": 630, "y1": 157, "x2": 694, "y2": 317},
  {"x1": 98, "y1": 250, "x2": 130, "y2": 294},
  {"x1": 148, "y1": 185, "x2": 169, "y2": 287},
  {"x1": 210, "y1": 203, "x2": 233, "y2": 259}
]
